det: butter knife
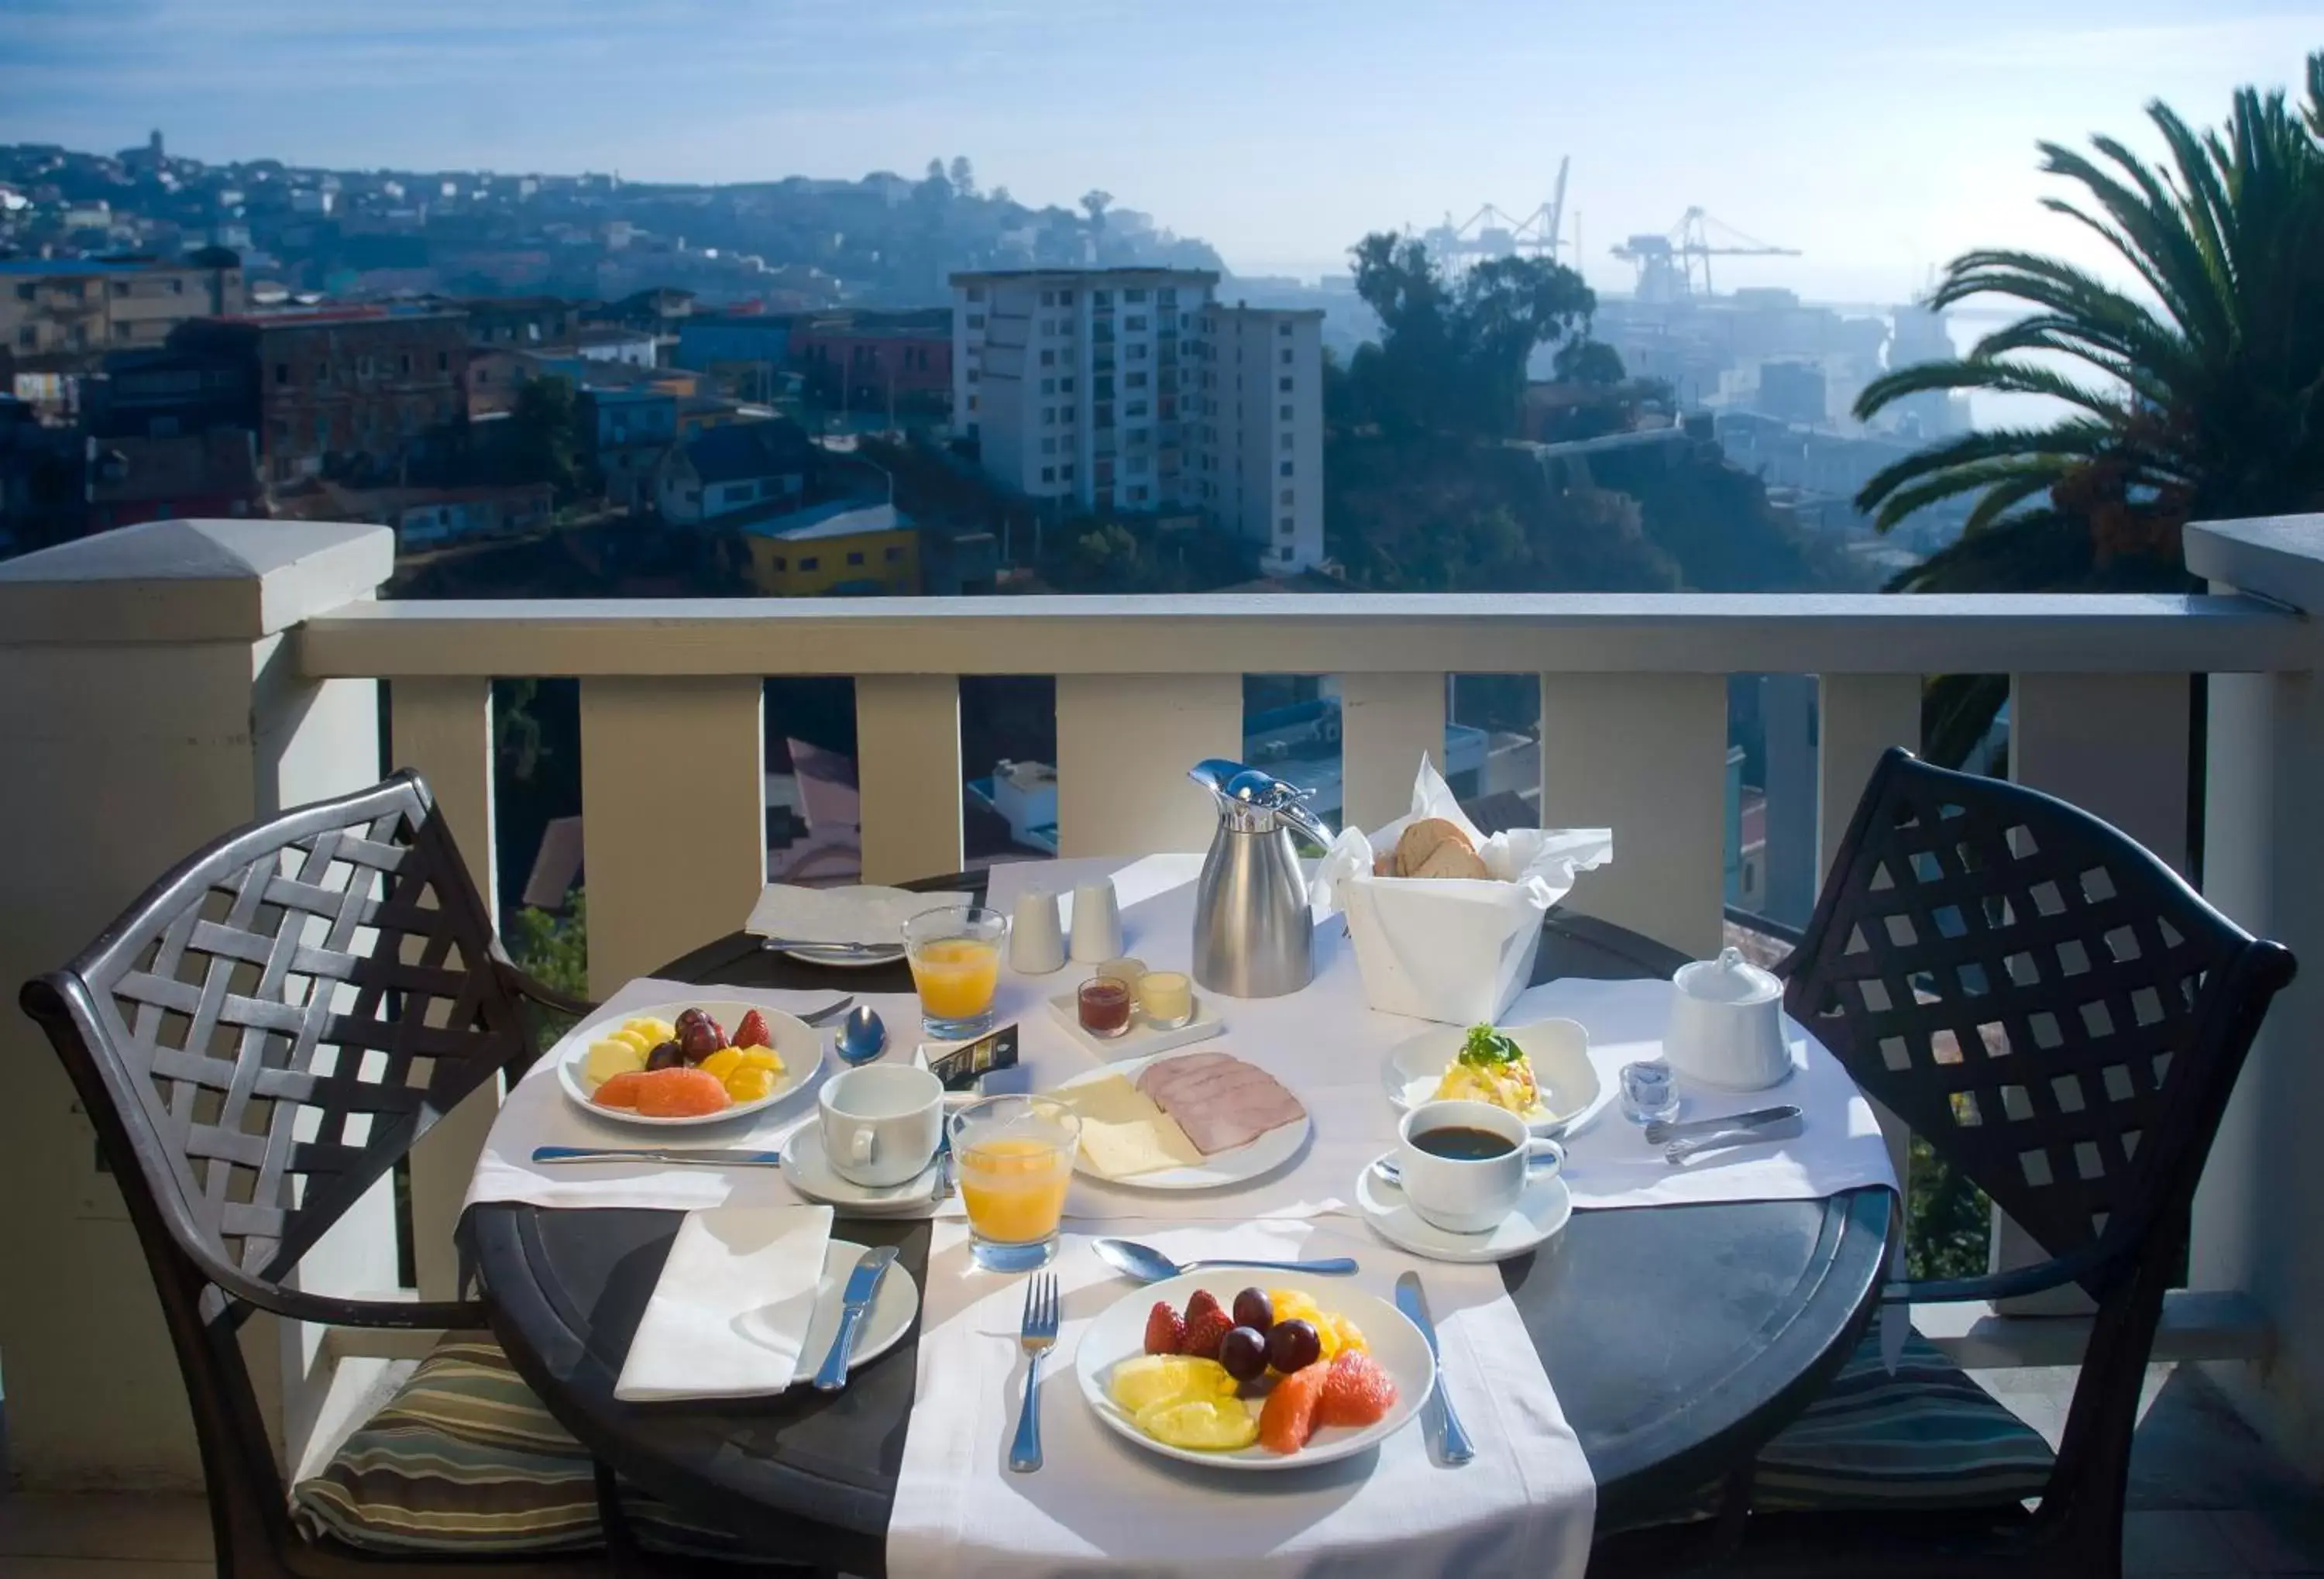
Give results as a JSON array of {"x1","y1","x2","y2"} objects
[
  {"x1": 531, "y1": 1145, "x2": 782, "y2": 1167},
  {"x1": 814, "y1": 1247, "x2": 899, "y2": 1391},
  {"x1": 1643, "y1": 1104, "x2": 1801, "y2": 1147},
  {"x1": 1394, "y1": 1271, "x2": 1473, "y2": 1465}
]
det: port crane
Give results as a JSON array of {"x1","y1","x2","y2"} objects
[
  {"x1": 1421, "y1": 156, "x2": 1571, "y2": 270},
  {"x1": 1611, "y1": 208, "x2": 1800, "y2": 301}
]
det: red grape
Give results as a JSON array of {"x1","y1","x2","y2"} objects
[
  {"x1": 1219, "y1": 1326, "x2": 1269, "y2": 1381},
  {"x1": 1232, "y1": 1288, "x2": 1274, "y2": 1333},
  {"x1": 1266, "y1": 1318, "x2": 1321, "y2": 1374}
]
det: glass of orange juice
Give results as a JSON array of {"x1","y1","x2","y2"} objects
[
  {"x1": 951, "y1": 1094, "x2": 1078, "y2": 1271},
  {"x1": 902, "y1": 905, "x2": 1006, "y2": 1040}
]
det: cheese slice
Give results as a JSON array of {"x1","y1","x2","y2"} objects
[{"x1": 1052, "y1": 1074, "x2": 1205, "y2": 1178}]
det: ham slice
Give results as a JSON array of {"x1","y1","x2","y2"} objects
[{"x1": 1135, "y1": 1052, "x2": 1306, "y2": 1156}]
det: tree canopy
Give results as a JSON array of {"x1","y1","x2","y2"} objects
[
  {"x1": 1338, "y1": 234, "x2": 1597, "y2": 437},
  {"x1": 1857, "y1": 51, "x2": 2324, "y2": 594}
]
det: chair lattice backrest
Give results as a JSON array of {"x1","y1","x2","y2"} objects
[
  {"x1": 59, "y1": 772, "x2": 529, "y2": 1295},
  {"x1": 1784, "y1": 748, "x2": 2288, "y2": 1288}
]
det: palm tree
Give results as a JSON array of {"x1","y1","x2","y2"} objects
[{"x1": 1855, "y1": 55, "x2": 2324, "y2": 760}]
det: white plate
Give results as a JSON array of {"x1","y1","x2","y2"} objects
[
  {"x1": 1354, "y1": 1157, "x2": 1573, "y2": 1264},
  {"x1": 558, "y1": 999, "x2": 823, "y2": 1129},
  {"x1": 1381, "y1": 1019, "x2": 1607, "y2": 1136},
  {"x1": 782, "y1": 1122, "x2": 943, "y2": 1216},
  {"x1": 778, "y1": 1238, "x2": 920, "y2": 1383},
  {"x1": 781, "y1": 943, "x2": 906, "y2": 970},
  {"x1": 1075, "y1": 1271, "x2": 1434, "y2": 1471},
  {"x1": 1049, "y1": 1052, "x2": 1311, "y2": 1192},
  {"x1": 1043, "y1": 989, "x2": 1225, "y2": 1061}
]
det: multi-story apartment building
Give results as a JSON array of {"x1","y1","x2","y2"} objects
[
  {"x1": 0, "y1": 254, "x2": 246, "y2": 362},
  {"x1": 951, "y1": 268, "x2": 1325, "y2": 572},
  {"x1": 170, "y1": 306, "x2": 469, "y2": 483},
  {"x1": 1195, "y1": 303, "x2": 1325, "y2": 573}
]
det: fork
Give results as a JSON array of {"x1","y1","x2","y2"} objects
[{"x1": 1009, "y1": 1272, "x2": 1060, "y2": 1474}]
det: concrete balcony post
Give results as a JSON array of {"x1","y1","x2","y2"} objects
[
  {"x1": 0, "y1": 518, "x2": 394, "y2": 1490},
  {"x1": 2185, "y1": 513, "x2": 2324, "y2": 1477}
]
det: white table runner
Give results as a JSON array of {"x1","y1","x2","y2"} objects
[{"x1": 885, "y1": 1218, "x2": 1593, "y2": 1579}]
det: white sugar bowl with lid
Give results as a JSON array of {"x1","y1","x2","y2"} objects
[{"x1": 1664, "y1": 947, "x2": 1793, "y2": 1090}]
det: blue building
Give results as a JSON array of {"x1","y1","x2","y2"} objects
[
  {"x1": 579, "y1": 387, "x2": 679, "y2": 507},
  {"x1": 674, "y1": 315, "x2": 796, "y2": 380}
]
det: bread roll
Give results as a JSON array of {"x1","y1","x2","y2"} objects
[
  {"x1": 1394, "y1": 817, "x2": 1472, "y2": 877},
  {"x1": 1411, "y1": 841, "x2": 1490, "y2": 880},
  {"x1": 1372, "y1": 851, "x2": 1397, "y2": 877}
]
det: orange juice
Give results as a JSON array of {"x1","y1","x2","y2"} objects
[
  {"x1": 909, "y1": 936, "x2": 1000, "y2": 1019},
  {"x1": 959, "y1": 1137, "x2": 1071, "y2": 1244}
]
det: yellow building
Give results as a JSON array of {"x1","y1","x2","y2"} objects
[{"x1": 742, "y1": 501, "x2": 920, "y2": 597}]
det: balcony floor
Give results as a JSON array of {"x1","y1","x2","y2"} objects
[{"x1": 2, "y1": 1364, "x2": 2317, "y2": 1576}]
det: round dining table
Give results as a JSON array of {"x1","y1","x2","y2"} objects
[{"x1": 467, "y1": 885, "x2": 1894, "y2": 1575}]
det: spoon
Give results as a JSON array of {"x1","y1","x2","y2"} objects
[
  {"x1": 1092, "y1": 1237, "x2": 1358, "y2": 1285},
  {"x1": 835, "y1": 1003, "x2": 887, "y2": 1065}
]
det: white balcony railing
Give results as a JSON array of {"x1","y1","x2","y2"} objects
[{"x1": 2, "y1": 514, "x2": 2321, "y2": 1493}]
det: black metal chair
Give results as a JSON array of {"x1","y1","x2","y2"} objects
[
  {"x1": 17, "y1": 770, "x2": 635, "y2": 1579},
  {"x1": 1606, "y1": 747, "x2": 2295, "y2": 1577}
]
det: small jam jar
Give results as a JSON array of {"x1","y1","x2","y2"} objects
[
  {"x1": 1077, "y1": 975, "x2": 1135, "y2": 1038},
  {"x1": 1135, "y1": 969, "x2": 1194, "y2": 1029}
]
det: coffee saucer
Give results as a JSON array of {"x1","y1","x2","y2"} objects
[
  {"x1": 1353, "y1": 1154, "x2": 1573, "y2": 1264},
  {"x1": 782, "y1": 1124, "x2": 942, "y2": 1216}
]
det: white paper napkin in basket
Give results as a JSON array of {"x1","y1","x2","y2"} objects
[
  {"x1": 885, "y1": 1219, "x2": 1594, "y2": 1579},
  {"x1": 615, "y1": 1205, "x2": 834, "y2": 1401},
  {"x1": 747, "y1": 884, "x2": 971, "y2": 944}
]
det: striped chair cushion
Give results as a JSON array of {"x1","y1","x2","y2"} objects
[
  {"x1": 291, "y1": 1333, "x2": 746, "y2": 1558},
  {"x1": 1751, "y1": 1330, "x2": 2056, "y2": 1512}
]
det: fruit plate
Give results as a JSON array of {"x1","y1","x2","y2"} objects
[
  {"x1": 555, "y1": 1000, "x2": 823, "y2": 1128},
  {"x1": 1380, "y1": 1018, "x2": 1608, "y2": 1137},
  {"x1": 1050, "y1": 1052, "x2": 1311, "y2": 1192},
  {"x1": 1074, "y1": 1272, "x2": 1435, "y2": 1471}
]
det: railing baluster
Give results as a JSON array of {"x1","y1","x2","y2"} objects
[
  {"x1": 1338, "y1": 673, "x2": 1446, "y2": 833},
  {"x1": 1816, "y1": 674, "x2": 1923, "y2": 1213},
  {"x1": 1538, "y1": 672, "x2": 1727, "y2": 959},
  {"x1": 579, "y1": 676, "x2": 765, "y2": 999},
  {"x1": 1993, "y1": 673, "x2": 2195, "y2": 1311},
  {"x1": 1055, "y1": 674, "x2": 1242, "y2": 856},
  {"x1": 2010, "y1": 673, "x2": 2192, "y2": 874},
  {"x1": 855, "y1": 674, "x2": 964, "y2": 884},
  {"x1": 388, "y1": 676, "x2": 502, "y2": 1302}
]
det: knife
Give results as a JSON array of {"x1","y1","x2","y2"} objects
[
  {"x1": 1662, "y1": 1112, "x2": 1807, "y2": 1164},
  {"x1": 531, "y1": 1145, "x2": 783, "y2": 1167},
  {"x1": 1643, "y1": 1104, "x2": 1801, "y2": 1147},
  {"x1": 1394, "y1": 1271, "x2": 1473, "y2": 1466},
  {"x1": 813, "y1": 1246, "x2": 899, "y2": 1392}
]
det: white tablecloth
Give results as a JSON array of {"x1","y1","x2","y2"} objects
[
  {"x1": 885, "y1": 1218, "x2": 1593, "y2": 1579},
  {"x1": 462, "y1": 858, "x2": 1899, "y2": 1579}
]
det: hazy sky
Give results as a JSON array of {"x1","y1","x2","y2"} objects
[{"x1": 2, "y1": 1, "x2": 2314, "y2": 303}]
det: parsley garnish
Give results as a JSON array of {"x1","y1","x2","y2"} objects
[{"x1": 1459, "y1": 1024, "x2": 1524, "y2": 1067}]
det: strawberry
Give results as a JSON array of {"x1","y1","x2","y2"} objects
[
  {"x1": 1257, "y1": 1360, "x2": 1329, "y2": 1453},
  {"x1": 733, "y1": 1010, "x2": 772, "y2": 1050},
  {"x1": 1180, "y1": 1290, "x2": 1234, "y2": 1360},
  {"x1": 1143, "y1": 1301, "x2": 1187, "y2": 1357},
  {"x1": 1315, "y1": 1350, "x2": 1398, "y2": 1429}
]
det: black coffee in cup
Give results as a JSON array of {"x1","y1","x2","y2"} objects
[{"x1": 1411, "y1": 1125, "x2": 1518, "y2": 1162}]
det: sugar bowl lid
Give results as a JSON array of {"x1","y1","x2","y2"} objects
[{"x1": 1672, "y1": 945, "x2": 1781, "y2": 1006}]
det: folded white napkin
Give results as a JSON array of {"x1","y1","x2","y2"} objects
[
  {"x1": 615, "y1": 1204, "x2": 837, "y2": 1402},
  {"x1": 746, "y1": 884, "x2": 972, "y2": 945}
]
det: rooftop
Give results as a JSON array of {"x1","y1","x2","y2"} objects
[
  {"x1": 951, "y1": 266, "x2": 1222, "y2": 285},
  {"x1": 738, "y1": 499, "x2": 912, "y2": 542}
]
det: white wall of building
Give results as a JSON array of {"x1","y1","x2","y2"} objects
[
  {"x1": 952, "y1": 270, "x2": 1325, "y2": 573},
  {"x1": 1198, "y1": 304, "x2": 1324, "y2": 572}
]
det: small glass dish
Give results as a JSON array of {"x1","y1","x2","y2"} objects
[
  {"x1": 1619, "y1": 1060, "x2": 1681, "y2": 1125},
  {"x1": 1076, "y1": 975, "x2": 1134, "y2": 1039}
]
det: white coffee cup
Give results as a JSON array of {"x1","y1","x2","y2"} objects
[
  {"x1": 1396, "y1": 1099, "x2": 1565, "y2": 1235},
  {"x1": 1067, "y1": 878, "x2": 1123, "y2": 962},
  {"x1": 1009, "y1": 888, "x2": 1067, "y2": 975},
  {"x1": 819, "y1": 1065, "x2": 944, "y2": 1189}
]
